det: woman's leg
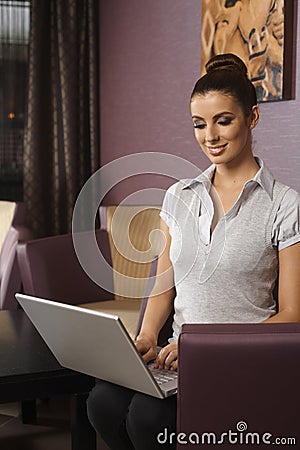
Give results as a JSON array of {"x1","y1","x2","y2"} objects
[
  {"x1": 87, "y1": 380, "x2": 177, "y2": 450},
  {"x1": 126, "y1": 392, "x2": 177, "y2": 450},
  {"x1": 87, "y1": 380, "x2": 135, "y2": 450}
]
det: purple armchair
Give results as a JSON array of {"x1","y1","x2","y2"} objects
[
  {"x1": 17, "y1": 229, "x2": 114, "y2": 305},
  {"x1": 0, "y1": 202, "x2": 33, "y2": 310},
  {"x1": 177, "y1": 323, "x2": 300, "y2": 449},
  {"x1": 137, "y1": 273, "x2": 300, "y2": 449},
  {"x1": 17, "y1": 205, "x2": 162, "y2": 340}
]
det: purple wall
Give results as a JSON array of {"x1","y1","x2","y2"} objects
[{"x1": 99, "y1": 1, "x2": 300, "y2": 204}]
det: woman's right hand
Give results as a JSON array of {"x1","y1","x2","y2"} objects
[{"x1": 135, "y1": 334, "x2": 157, "y2": 363}]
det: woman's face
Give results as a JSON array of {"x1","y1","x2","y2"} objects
[{"x1": 190, "y1": 91, "x2": 258, "y2": 166}]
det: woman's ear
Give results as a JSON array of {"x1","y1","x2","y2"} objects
[{"x1": 249, "y1": 105, "x2": 260, "y2": 129}]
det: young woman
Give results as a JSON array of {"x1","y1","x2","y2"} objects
[{"x1": 87, "y1": 53, "x2": 300, "y2": 449}]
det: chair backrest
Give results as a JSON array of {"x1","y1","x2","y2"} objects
[
  {"x1": 17, "y1": 229, "x2": 114, "y2": 305},
  {"x1": 100, "y1": 206, "x2": 162, "y2": 301},
  {"x1": 178, "y1": 323, "x2": 300, "y2": 448},
  {"x1": 0, "y1": 202, "x2": 33, "y2": 309},
  {"x1": 99, "y1": 205, "x2": 175, "y2": 344}
]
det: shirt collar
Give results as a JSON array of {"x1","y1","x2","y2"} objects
[
  {"x1": 181, "y1": 164, "x2": 215, "y2": 190},
  {"x1": 182, "y1": 156, "x2": 274, "y2": 199},
  {"x1": 251, "y1": 157, "x2": 274, "y2": 198}
]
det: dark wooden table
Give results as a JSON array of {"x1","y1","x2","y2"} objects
[{"x1": 0, "y1": 309, "x2": 96, "y2": 450}]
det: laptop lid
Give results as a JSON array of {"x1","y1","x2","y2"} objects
[{"x1": 15, "y1": 294, "x2": 177, "y2": 399}]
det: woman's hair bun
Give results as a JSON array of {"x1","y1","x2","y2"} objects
[
  {"x1": 205, "y1": 53, "x2": 248, "y2": 77},
  {"x1": 192, "y1": 52, "x2": 257, "y2": 115}
]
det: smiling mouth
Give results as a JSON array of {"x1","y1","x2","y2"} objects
[{"x1": 206, "y1": 144, "x2": 228, "y2": 155}]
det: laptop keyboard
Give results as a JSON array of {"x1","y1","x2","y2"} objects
[{"x1": 149, "y1": 365, "x2": 177, "y2": 385}]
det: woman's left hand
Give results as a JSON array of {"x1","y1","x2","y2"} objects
[{"x1": 155, "y1": 340, "x2": 178, "y2": 371}]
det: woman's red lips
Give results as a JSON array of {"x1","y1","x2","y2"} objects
[{"x1": 207, "y1": 144, "x2": 228, "y2": 155}]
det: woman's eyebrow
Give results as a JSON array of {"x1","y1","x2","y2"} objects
[
  {"x1": 192, "y1": 111, "x2": 235, "y2": 120},
  {"x1": 213, "y1": 111, "x2": 235, "y2": 119}
]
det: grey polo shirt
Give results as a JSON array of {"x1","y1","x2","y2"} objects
[{"x1": 160, "y1": 157, "x2": 300, "y2": 338}]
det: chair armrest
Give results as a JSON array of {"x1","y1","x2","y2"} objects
[{"x1": 177, "y1": 323, "x2": 300, "y2": 448}]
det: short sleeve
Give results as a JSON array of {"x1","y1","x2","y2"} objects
[{"x1": 272, "y1": 188, "x2": 300, "y2": 251}]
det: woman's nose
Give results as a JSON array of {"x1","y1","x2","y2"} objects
[{"x1": 205, "y1": 125, "x2": 219, "y2": 143}]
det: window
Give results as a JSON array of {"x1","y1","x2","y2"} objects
[{"x1": 0, "y1": 0, "x2": 30, "y2": 200}]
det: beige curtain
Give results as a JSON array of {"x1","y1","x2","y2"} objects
[{"x1": 24, "y1": 0, "x2": 100, "y2": 237}]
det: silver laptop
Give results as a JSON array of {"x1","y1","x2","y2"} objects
[{"x1": 15, "y1": 294, "x2": 177, "y2": 399}]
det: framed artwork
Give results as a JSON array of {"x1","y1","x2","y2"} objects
[{"x1": 201, "y1": 0, "x2": 297, "y2": 102}]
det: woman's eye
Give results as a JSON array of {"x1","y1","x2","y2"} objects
[
  {"x1": 218, "y1": 118, "x2": 232, "y2": 126},
  {"x1": 193, "y1": 123, "x2": 205, "y2": 129}
]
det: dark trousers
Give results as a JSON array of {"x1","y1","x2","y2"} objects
[{"x1": 87, "y1": 380, "x2": 177, "y2": 450}]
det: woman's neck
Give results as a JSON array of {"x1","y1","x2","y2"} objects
[{"x1": 212, "y1": 154, "x2": 260, "y2": 189}]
